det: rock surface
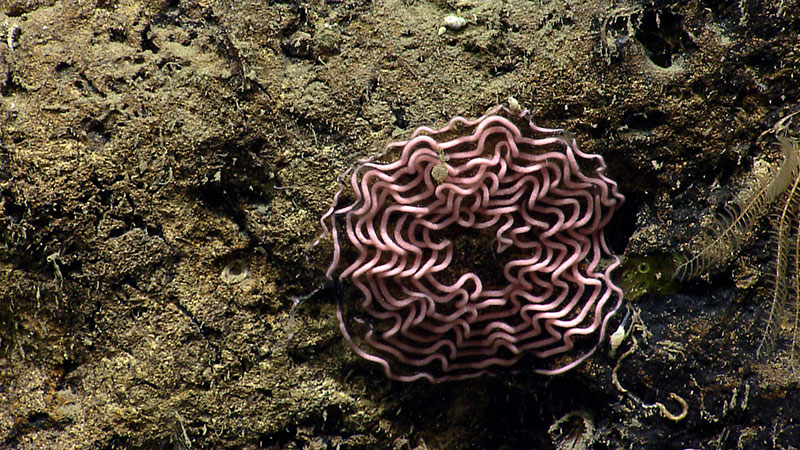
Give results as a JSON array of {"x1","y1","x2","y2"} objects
[{"x1": 1, "y1": 1, "x2": 799, "y2": 448}]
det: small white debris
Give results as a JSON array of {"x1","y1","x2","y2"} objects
[
  {"x1": 508, "y1": 96, "x2": 521, "y2": 114},
  {"x1": 609, "y1": 323, "x2": 627, "y2": 354},
  {"x1": 609, "y1": 307, "x2": 632, "y2": 356},
  {"x1": 221, "y1": 260, "x2": 250, "y2": 284},
  {"x1": 7, "y1": 24, "x2": 20, "y2": 51},
  {"x1": 443, "y1": 15, "x2": 467, "y2": 30}
]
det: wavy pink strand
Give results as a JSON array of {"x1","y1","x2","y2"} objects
[{"x1": 318, "y1": 105, "x2": 625, "y2": 382}]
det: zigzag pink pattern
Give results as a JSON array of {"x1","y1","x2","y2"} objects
[{"x1": 318, "y1": 106, "x2": 625, "y2": 382}]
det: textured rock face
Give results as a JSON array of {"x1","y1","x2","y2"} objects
[{"x1": 2, "y1": 1, "x2": 800, "y2": 449}]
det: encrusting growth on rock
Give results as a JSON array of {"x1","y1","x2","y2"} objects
[{"x1": 315, "y1": 102, "x2": 625, "y2": 381}]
